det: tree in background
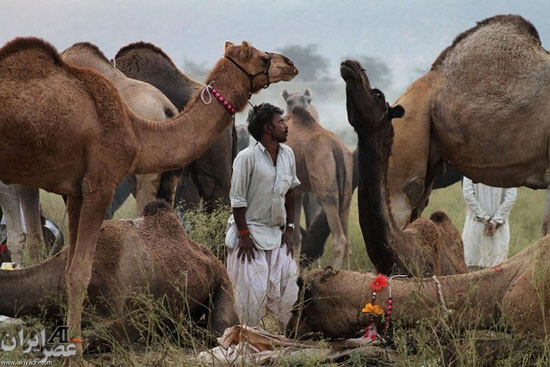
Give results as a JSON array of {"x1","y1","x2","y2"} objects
[{"x1": 277, "y1": 44, "x2": 330, "y2": 82}]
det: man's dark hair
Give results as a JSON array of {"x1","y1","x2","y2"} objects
[{"x1": 247, "y1": 103, "x2": 284, "y2": 141}]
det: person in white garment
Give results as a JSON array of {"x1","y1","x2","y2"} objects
[
  {"x1": 462, "y1": 177, "x2": 517, "y2": 268},
  {"x1": 225, "y1": 103, "x2": 300, "y2": 331}
]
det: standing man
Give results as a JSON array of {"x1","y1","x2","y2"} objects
[
  {"x1": 225, "y1": 103, "x2": 300, "y2": 331},
  {"x1": 462, "y1": 177, "x2": 517, "y2": 269}
]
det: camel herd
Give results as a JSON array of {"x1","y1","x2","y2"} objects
[{"x1": 1, "y1": 13, "x2": 550, "y2": 364}]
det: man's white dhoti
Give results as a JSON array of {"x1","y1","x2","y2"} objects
[{"x1": 227, "y1": 245, "x2": 299, "y2": 330}]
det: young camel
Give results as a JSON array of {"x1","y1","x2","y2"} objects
[
  {"x1": 282, "y1": 89, "x2": 353, "y2": 269},
  {"x1": 0, "y1": 37, "x2": 297, "y2": 364}
]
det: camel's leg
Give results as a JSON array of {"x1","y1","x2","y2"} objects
[
  {"x1": 0, "y1": 182, "x2": 25, "y2": 263},
  {"x1": 156, "y1": 169, "x2": 181, "y2": 207},
  {"x1": 18, "y1": 186, "x2": 46, "y2": 264},
  {"x1": 542, "y1": 191, "x2": 550, "y2": 236},
  {"x1": 106, "y1": 177, "x2": 133, "y2": 219},
  {"x1": 319, "y1": 198, "x2": 348, "y2": 270},
  {"x1": 65, "y1": 196, "x2": 82, "y2": 273},
  {"x1": 303, "y1": 192, "x2": 322, "y2": 229},
  {"x1": 292, "y1": 193, "x2": 304, "y2": 262},
  {"x1": 135, "y1": 173, "x2": 161, "y2": 216},
  {"x1": 339, "y1": 194, "x2": 352, "y2": 270},
  {"x1": 542, "y1": 169, "x2": 550, "y2": 236},
  {"x1": 66, "y1": 186, "x2": 112, "y2": 362}
]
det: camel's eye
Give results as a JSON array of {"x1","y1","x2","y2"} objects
[
  {"x1": 373, "y1": 89, "x2": 384, "y2": 101},
  {"x1": 261, "y1": 56, "x2": 270, "y2": 66}
]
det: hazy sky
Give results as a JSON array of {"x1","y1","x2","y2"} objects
[{"x1": 2, "y1": 0, "x2": 549, "y2": 125}]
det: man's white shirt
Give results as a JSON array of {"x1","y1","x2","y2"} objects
[{"x1": 225, "y1": 142, "x2": 300, "y2": 251}]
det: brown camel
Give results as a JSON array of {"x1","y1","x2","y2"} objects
[
  {"x1": 61, "y1": 42, "x2": 179, "y2": 216},
  {"x1": 0, "y1": 37, "x2": 297, "y2": 363},
  {"x1": 340, "y1": 60, "x2": 467, "y2": 276},
  {"x1": 282, "y1": 89, "x2": 354, "y2": 269},
  {"x1": 386, "y1": 15, "x2": 550, "y2": 235},
  {"x1": 0, "y1": 200, "x2": 238, "y2": 347},
  {"x1": 113, "y1": 42, "x2": 235, "y2": 213},
  {"x1": 288, "y1": 235, "x2": 550, "y2": 340}
]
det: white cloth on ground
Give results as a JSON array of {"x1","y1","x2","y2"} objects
[
  {"x1": 227, "y1": 245, "x2": 299, "y2": 329},
  {"x1": 225, "y1": 142, "x2": 300, "y2": 251},
  {"x1": 462, "y1": 177, "x2": 517, "y2": 268}
]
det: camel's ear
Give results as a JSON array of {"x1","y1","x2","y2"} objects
[
  {"x1": 305, "y1": 88, "x2": 311, "y2": 97},
  {"x1": 282, "y1": 90, "x2": 289, "y2": 101},
  {"x1": 391, "y1": 105, "x2": 405, "y2": 118},
  {"x1": 239, "y1": 41, "x2": 253, "y2": 60},
  {"x1": 224, "y1": 41, "x2": 234, "y2": 50}
]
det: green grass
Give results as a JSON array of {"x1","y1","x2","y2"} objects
[{"x1": 319, "y1": 182, "x2": 546, "y2": 272}]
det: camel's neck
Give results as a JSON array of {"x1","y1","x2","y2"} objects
[
  {"x1": 345, "y1": 264, "x2": 524, "y2": 330},
  {"x1": 355, "y1": 125, "x2": 411, "y2": 274},
  {"x1": 130, "y1": 58, "x2": 249, "y2": 174},
  {"x1": 389, "y1": 262, "x2": 524, "y2": 326},
  {"x1": 0, "y1": 250, "x2": 67, "y2": 316}
]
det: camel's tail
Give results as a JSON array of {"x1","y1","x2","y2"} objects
[{"x1": 332, "y1": 141, "x2": 348, "y2": 211}]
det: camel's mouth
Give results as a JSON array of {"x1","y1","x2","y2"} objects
[{"x1": 340, "y1": 60, "x2": 363, "y2": 82}]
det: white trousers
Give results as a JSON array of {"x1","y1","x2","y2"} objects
[{"x1": 227, "y1": 245, "x2": 299, "y2": 330}]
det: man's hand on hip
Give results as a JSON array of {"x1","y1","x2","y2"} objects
[{"x1": 237, "y1": 235, "x2": 256, "y2": 263}]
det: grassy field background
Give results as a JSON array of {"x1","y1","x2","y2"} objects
[{"x1": 40, "y1": 182, "x2": 546, "y2": 272}]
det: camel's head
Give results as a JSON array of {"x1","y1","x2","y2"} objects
[
  {"x1": 224, "y1": 41, "x2": 298, "y2": 92},
  {"x1": 340, "y1": 60, "x2": 404, "y2": 131},
  {"x1": 282, "y1": 88, "x2": 312, "y2": 110},
  {"x1": 281, "y1": 88, "x2": 320, "y2": 121}
]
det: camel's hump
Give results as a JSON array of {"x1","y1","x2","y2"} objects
[
  {"x1": 115, "y1": 41, "x2": 177, "y2": 68},
  {"x1": 431, "y1": 14, "x2": 541, "y2": 71},
  {"x1": 63, "y1": 42, "x2": 111, "y2": 64},
  {"x1": 0, "y1": 37, "x2": 62, "y2": 65}
]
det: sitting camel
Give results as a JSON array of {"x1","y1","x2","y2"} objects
[
  {"x1": 282, "y1": 89, "x2": 353, "y2": 269},
  {"x1": 0, "y1": 200, "x2": 238, "y2": 345},
  {"x1": 288, "y1": 61, "x2": 550, "y2": 339},
  {"x1": 385, "y1": 15, "x2": 550, "y2": 235},
  {"x1": 340, "y1": 60, "x2": 467, "y2": 276},
  {"x1": 0, "y1": 37, "x2": 297, "y2": 364},
  {"x1": 113, "y1": 42, "x2": 235, "y2": 213},
  {"x1": 289, "y1": 238, "x2": 550, "y2": 339}
]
